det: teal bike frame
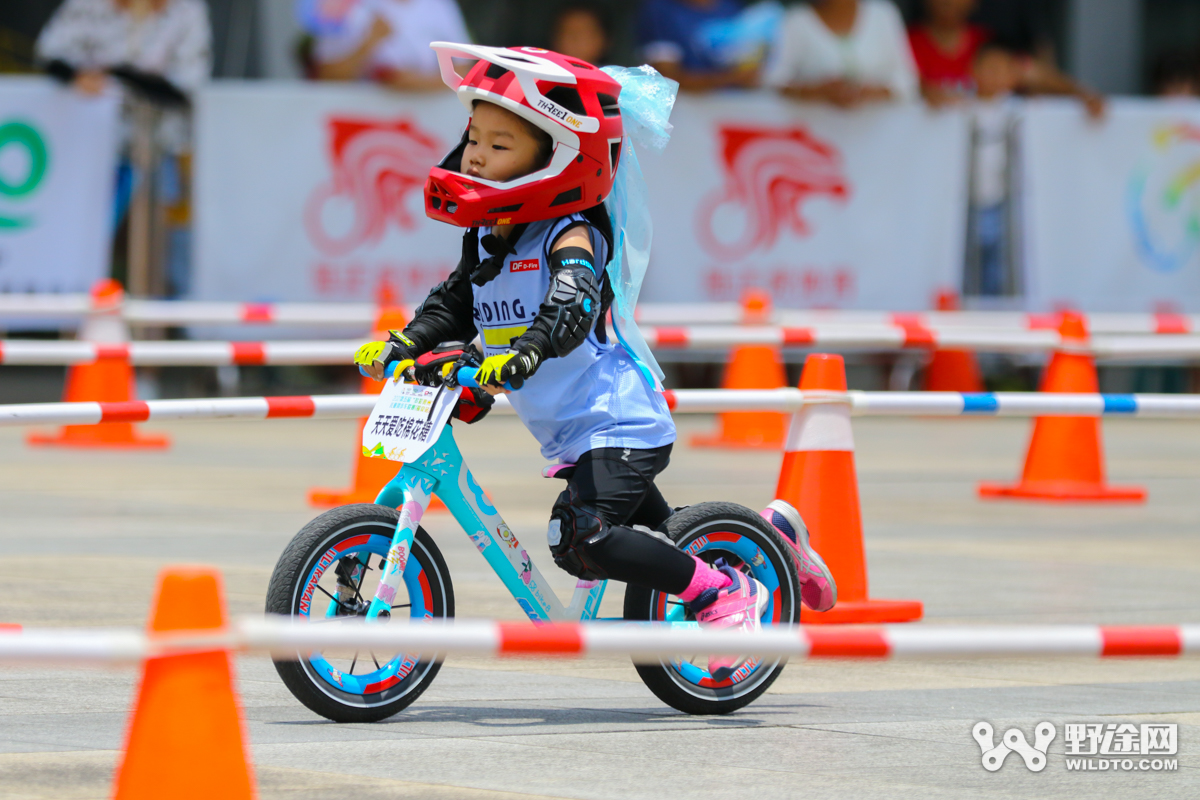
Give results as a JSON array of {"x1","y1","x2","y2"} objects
[{"x1": 345, "y1": 368, "x2": 607, "y2": 624}]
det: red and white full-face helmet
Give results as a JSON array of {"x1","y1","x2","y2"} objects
[{"x1": 425, "y1": 42, "x2": 623, "y2": 228}]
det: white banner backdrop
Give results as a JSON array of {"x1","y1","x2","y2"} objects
[
  {"x1": 193, "y1": 84, "x2": 968, "y2": 310},
  {"x1": 0, "y1": 77, "x2": 118, "y2": 295},
  {"x1": 194, "y1": 83, "x2": 464, "y2": 307},
  {"x1": 1023, "y1": 98, "x2": 1200, "y2": 313},
  {"x1": 641, "y1": 96, "x2": 969, "y2": 309}
]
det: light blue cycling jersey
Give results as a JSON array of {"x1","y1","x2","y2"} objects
[{"x1": 471, "y1": 213, "x2": 675, "y2": 463}]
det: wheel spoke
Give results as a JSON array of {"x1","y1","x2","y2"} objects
[
  {"x1": 348, "y1": 653, "x2": 358, "y2": 675},
  {"x1": 391, "y1": 603, "x2": 411, "y2": 610},
  {"x1": 371, "y1": 652, "x2": 381, "y2": 670},
  {"x1": 314, "y1": 583, "x2": 350, "y2": 613}
]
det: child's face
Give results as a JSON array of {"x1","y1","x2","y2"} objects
[
  {"x1": 462, "y1": 102, "x2": 547, "y2": 183},
  {"x1": 974, "y1": 49, "x2": 1019, "y2": 99},
  {"x1": 552, "y1": 10, "x2": 607, "y2": 65}
]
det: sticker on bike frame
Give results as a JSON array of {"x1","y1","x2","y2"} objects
[{"x1": 363, "y1": 381, "x2": 462, "y2": 464}]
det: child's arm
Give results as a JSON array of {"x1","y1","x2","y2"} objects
[
  {"x1": 402, "y1": 259, "x2": 479, "y2": 353},
  {"x1": 355, "y1": 257, "x2": 479, "y2": 380}
]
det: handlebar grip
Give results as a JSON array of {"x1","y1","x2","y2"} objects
[{"x1": 456, "y1": 366, "x2": 520, "y2": 392}]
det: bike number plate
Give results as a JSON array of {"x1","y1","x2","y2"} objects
[{"x1": 362, "y1": 381, "x2": 462, "y2": 463}]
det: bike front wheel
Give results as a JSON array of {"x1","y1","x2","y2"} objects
[
  {"x1": 266, "y1": 503, "x2": 454, "y2": 722},
  {"x1": 623, "y1": 501, "x2": 801, "y2": 715}
]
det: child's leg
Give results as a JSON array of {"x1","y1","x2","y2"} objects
[
  {"x1": 548, "y1": 446, "x2": 768, "y2": 678},
  {"x1": 548, "y1": 445, "x2": 696, "y2": 594}
]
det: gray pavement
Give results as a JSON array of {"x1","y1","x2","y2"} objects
[{"x1": 1, "y1": 413, "x2": 1199, "y2": 798}]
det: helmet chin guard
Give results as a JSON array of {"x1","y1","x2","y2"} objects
[{"x1": 424, "y1": 42, "x2": 624, "y2": 227}]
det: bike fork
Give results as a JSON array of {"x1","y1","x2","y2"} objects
[{"x1": 367, "y1": 472, "x2": 433, "y2": 620}]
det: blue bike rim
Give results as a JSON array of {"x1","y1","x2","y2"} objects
[
  {"x1": 297, "y1": 530, "x2": 437, "y2": 701},
  {"x1": 652, "y1": 527, "x2": 788, "y2": 692}
]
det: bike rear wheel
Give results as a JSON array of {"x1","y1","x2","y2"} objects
[
  {"x1": 266, "y1": 503, "x2": 454, "y2": 722},
  {"x1": 623, "y1": 501, "x2": 800, "y2": 715}
]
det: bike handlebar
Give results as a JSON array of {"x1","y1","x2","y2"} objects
[{"x1": 455, "y1": 366, "x2": 523, "y2": 392}]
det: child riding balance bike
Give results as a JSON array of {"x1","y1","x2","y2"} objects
[{"x1": 267, "y1": 42, "x2": 836, "y2": 719}]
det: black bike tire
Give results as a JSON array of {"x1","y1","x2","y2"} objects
[
  {"x1": 623, "y1": 501, "x2": 800, "y2": 715},
  {"x1": 266, "y1": 503, "x2": 454, "y2": 723}
]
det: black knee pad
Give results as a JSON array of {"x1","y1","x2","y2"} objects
[{"x1": 547, "y1": 485, "x2": 611, "y2": 581}]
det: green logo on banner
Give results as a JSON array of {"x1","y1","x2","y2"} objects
[{"x1": 0, "y1": 121, "x2": 50, "y2": 231}]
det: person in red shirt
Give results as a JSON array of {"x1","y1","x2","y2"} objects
[{"x1": 907, "y1": 0, "x2": 988, "y2": 107}]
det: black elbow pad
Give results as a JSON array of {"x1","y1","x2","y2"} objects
[{"x1": 541, "y1": 247, "x2": 601, "y2": 356}]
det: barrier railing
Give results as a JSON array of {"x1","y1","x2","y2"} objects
[
  {"x1": 2, "y1": 293, "x2": 1196, "y2": 335},
  {"x1": 2, "y1": 617, "x2": 1197, "y2": 664},
  {"x1": 4, "y1": 331, "x2": 1200, "y2": 366},
  {"x1": 8, "y1": 562, "x2": 1189, "y2": 798},
  {"x1": 2, "y1": 390, "x2": 1198, "y2": 428}
]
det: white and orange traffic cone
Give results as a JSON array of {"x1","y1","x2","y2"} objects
[
  {"x1": 776, "y1": 354, "x2": 923, "y2": 624},
  {"x1": 979, "y1": 312, "x2": 1146, "y2": 502},
  {"x1": 922, "y1": 290, "x2": 984, "y2": 392},
  {"x1": 27, "y1": 279, "x2": 168, "y2": 449},
  {"x1": 112, "y1": 567, "x2": 255, "y2": 799},
  {"x1": 691, "y1": 289, "x2": 788, "y2": 449}
]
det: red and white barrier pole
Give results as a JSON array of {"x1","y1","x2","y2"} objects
[{"x1": 2, "y1": 619, "x2": 1198, "y2": 664}]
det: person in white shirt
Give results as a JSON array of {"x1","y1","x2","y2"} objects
[
  {"x1": 36, "y1": 0, "x2": 210, "y2": 97},
  {"x1": 314, "y1": 0, "x2": 470, "y2": 91},
  {"x1": 763, "y1": 0, "x2": 918, "y2": 107}
]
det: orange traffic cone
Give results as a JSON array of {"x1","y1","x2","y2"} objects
[
  {"x1": 27, "y1": 279, "x2": 168, "y2": 449},
  {"x1": 112, "y1": 567, "x2": 255, "y2": 799},
  {"x1": 691, "y1": 289, "x2": 787, "y2": 449},
  {"x1": 309, "y1": 305, "x2": 409, "y2": 507},
  {"x1": 776, "y1": 354, "x2": 923, "y2": 624},
  {"x1": 979, "y1": 312, "x2": 1146, "y2": 502},
  {"x1": 923, "y1": 290, "x2": 984, "y2": 392}
]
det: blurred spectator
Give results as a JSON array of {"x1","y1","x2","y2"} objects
[
  {"x1": 36, "y1": 0, "x2": 211, "y2": 100},
  {"x1": 35, "y1": 0, "x2": 213, "y2": 298},
  {"x1": 764, "y1": 0, "x2": 918, "y2": 107},
  {"x1": 637, "y1": 0, "x2": 759, "y2": 92},
  {"x1": 968, "y1": 44, "x2": 1018, "y2": 296},
  {"x1": 312, "y1": 0, "x2": 469, "y2": 91},
  {"x1": 1151, "y1": 50, "x2": 1200, "y2": 98},
  {"x1": 550, "y1": 3, "x2": 611, "y2": 65},
  {"x1": 907, "y1": 0, "x2": 988, "y2": 107},
  {"x1": 972, "y1": 0, "x2": 1103, "y2": 118}
]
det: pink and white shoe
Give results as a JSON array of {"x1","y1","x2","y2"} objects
[
  {"x1": 762, "y1": 500, "x2": 837, "y2": 612},
  {"x1": 689, "y1": 562, "x2": 769, "y2": 682}
]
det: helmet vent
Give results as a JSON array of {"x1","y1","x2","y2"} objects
[
  {"x1": 610, "y1": 141, "x2": 621, "y2": 173},
  {"x1": 445, "y1": 202, "x2": 458, "y2": 214},
  {"x1": 549, "y1": 186, "x2": 582, "y2": 207},
  {"x1": 598, "y1": 94, "x2": 620, "y2": 117},
  {"x1": 430, "y1": 197, "x2": 442, "y2": 210},
  {"x1": 568, "y1": 61, "x2": 594, "y2": 70},
  {"x1": 543, "y1": 86, "x2": 586, "y2": 116},
  {"x1": 487, "y1": 203, "x2": 524, "y2": 214},
  {"x1": 485, "y1": 63, "x2": 510, "y2": 80}
]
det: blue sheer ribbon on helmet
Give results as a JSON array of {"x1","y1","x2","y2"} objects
[{"x1": 599, "y1": 65, "x2": 679, "y2": 391}]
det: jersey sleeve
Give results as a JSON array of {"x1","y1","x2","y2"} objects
[{"x1": 402, "y1": 252, "x2": 479, "y2": 353}]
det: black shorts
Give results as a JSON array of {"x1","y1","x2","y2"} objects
[{"x1": 565, "y1": 444, "x2": 674, "y2": 531}]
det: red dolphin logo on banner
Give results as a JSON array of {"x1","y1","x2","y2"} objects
[
  {"x1": 304, "y1": 117, "x2": 444, "y2": 257},
  {"x1": 697, "y1": 125, "x2": 851, "y2": 260}
]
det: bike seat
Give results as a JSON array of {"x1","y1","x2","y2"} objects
[{"x1": 542, "y1": 464, "x2": 576, "y2": 480}]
